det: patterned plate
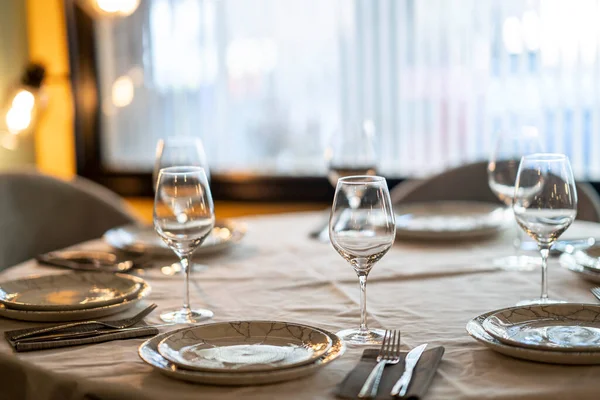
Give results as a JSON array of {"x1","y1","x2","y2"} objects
[
  {"x1": 157, "y1": 321, "x2": 332, "y2": 372},
  {"x1": 466, "y1": 309, "x2": 600, "y2": 364},
  {"x1": 0, "y1": 272, "x2": 142, "y2": 311},
  {"x1": 103, "y1": 220, "x2": 246, "y2": 257},
  {"x1": 140, "y1": 325, "x2": 345, "y2": 385},
  {"x1": 0, "y1": 279, "x2": 150, "y2": 322},
  {"x1": 482, "y1": 304, "x2": 600, "y2": 352}
]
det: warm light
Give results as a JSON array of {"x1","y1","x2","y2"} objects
[
  {"x1": 95, "y1": 0, "x2": 140, "y2": 16},
  {"x1": 112, "y1": 75, "x2": 134, "y2": 107},
  {"x1": 5, "y1": 107, "x2": 32, "y2": 134},
  {"x1": 11, "y1": 90, "x2": 35, "y2": 112},
  {"x1": 1, "y1": 134, "x2": 18, "y2": 151}
]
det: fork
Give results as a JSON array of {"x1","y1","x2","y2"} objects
[
  {"x1": 11, "y1": 303, "x2": 158, "y2": 341},
  {"x1": 358, "y1": 330, "x2": 402, "y2": 399},
  {"x1": 591, "y1": 287, "x2": 600, "y2": 301}
]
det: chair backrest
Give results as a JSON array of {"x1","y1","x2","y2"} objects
[
  {"x1": 390, "y1": 161, "x2": 600, "y2": 223},
  {"x1": 0, "y1": 171, "x2": 138, "y2": 270}
]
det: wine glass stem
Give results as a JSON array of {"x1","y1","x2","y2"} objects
[
  {"x1": 180, "y1": 254, "x2": 192, "y2": 315},
  {"x1": 358, "y1": 274, "x2": 368, "y2": 333},
  {"x1": 539, "y1": 247, "x2": 550, "y2": 301}
]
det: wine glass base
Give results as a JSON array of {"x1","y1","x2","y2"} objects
[
  {"x1": 492, "y1": 255, "x2": 541, "y2": 271},
  {"x1": 160, "y1": 308, "x2": 214, "y2": 324},
  {"x1": 516, "y1": 298, "x2": 566, "y2": 306},
  {"x1": 336, "y1": 328, "x2": 386, "y2": 345}
]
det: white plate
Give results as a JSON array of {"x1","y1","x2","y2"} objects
[
  {"x1": 103, "y1": 220, "x2": 246, "y2": 256},
  {"x1": 0, "y1": 272, "x2": 142, "y2": 311},
  {"x1": 559, "y1": 253, "x2": 600, "y2": 284},
  {"x1": 0, "y1": 279, "x2": 151, "y2": 322},
  {"x1": 466, "y1": 309, "x2": 600, "y2": 364},
  {"x1": 139, "y1": 326, "x2": 345, "y2": 386},
  {"x1": 482, "y1": 304, "x2": 600, "y2": 352},
  {"x1": 394, "y1": 201, "x2": 509, "y2": 240},
  {"x1": 157, "y1": 321, "x2": 332, "y2": 373}
]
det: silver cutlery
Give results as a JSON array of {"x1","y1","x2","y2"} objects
[
  {"x1": 12, "y1": 303, "x2": 158, "y2": 341},
  {"x1": 14, "y1": 323, "x2": 173, "y2": 343},
  {"x1": 358, "y1": 330, "x2": 401, "y2": 399},
  {"x1": 591, "y1": 287, "x2": 600, "y2": 302},
  {"x1": 390, "y1": 343, "x2": 428, "y2": 397}
]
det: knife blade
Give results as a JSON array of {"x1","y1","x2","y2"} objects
[
  {"x1": 14, "y1": 324, "x2": 172, "y2": 344},
  {"x1": 390, "y1": 343, "x2": 428, "y2": 397}
]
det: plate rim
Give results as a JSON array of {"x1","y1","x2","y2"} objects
[
  {"x1": 138, "y1": 324, "x2": 345, "y2": 386},
  {"x1": 0, "y1": 272, "x2": 143, "y2": 311},
  {"x1": 467, "y1": 308, "x2": 600, "y2": 365},
  {"x1": 481, "y1": 303, "x2": 600, "y2": 352},
  {"x1": 156, "y1": 320, "x2": 333, "y2": 373}
]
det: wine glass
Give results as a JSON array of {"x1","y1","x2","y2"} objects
[
  {"x1": 487, "y1": 127, "x2": 544, "y2": 270},
  {"x1": 513, "y1": 154, "x2": 577, "y2": 305},
  {"x1": 325, "y1": 120, "x2": 377, "y2": 187},
  {"x1": 329, "y1": 176, "x2": 396, "y2": 345},
  {"x1": 154, "y1": 166, "x2": 215, "y2": 323},
  {"x1": 154, "y1": 137, "x2": 210, "y2": 273},
  {"x1": 153, "y1": 137, "x2": 209, "y2": 189}
]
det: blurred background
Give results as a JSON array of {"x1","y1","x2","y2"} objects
[{"x1": 1, "y1": 0, "x2": 600, "y2": 220}]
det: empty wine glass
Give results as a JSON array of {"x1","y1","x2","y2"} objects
[
  {"x1": 154, "y1": 166, "x2": 215, "y2": 323},
  {"x1": 330, "y1": 176, "x2": 396, "y2": 345},
  {"x1": 153, "y1": 137, "x2": 209, "y2": 189},
  {"x1": 488, "y1": 127, "x2": 544, "y2": 270},
  {"x1": 513, "y1": 154, "x2": 577, "y2": 305}
]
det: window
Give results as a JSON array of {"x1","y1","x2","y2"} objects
[{"x1": 70, "y1": 0, "x2": 600, "y2": 198}]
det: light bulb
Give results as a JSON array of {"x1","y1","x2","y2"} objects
[
  {"x1": 12, "y1": 90, "x2": 35, "y2": 112},
  {"x1": 93, "y1": 0, "x2": 140, "y2": 17},
  {"x1": 112, "y1": 75, "x2": 134, "y2": 107},
  {"x1": 5, "y1": 107, "x2": 32, "y2": 134}
]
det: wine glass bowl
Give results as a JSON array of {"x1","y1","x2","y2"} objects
[
  {"x1": 154, "y1": 166, "x2": 215, "y2": 323},
  {"x1": 330, "y1": 175, "x2": 396, "y2": 345},
  {"x1": 153, "y1": 137, "x2": 209, "y2": 189},
  {"x1": 513, "y1": 153, "x2": 577, "y2": 305}
]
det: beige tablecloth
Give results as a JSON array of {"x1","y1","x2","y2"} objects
[{"x1": 1, "y1": 211, "x2": 600, "y2": 400}]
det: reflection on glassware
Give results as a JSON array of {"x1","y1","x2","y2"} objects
[
  {"x1": 513, "y1": 153, "x2": 577, "y2": 305},
  {"x1": 487, "y1": 127, "x2": 544, "y2": 270},
  {"x1": 154, "y1": 166, "x2": 215, "y2": 323},
  {"x1": 153, "y1": 137, "x2": 209, "y2": 190},
  {"x1": 330, "y1": 176, "x2": 395, "y2": 345}
]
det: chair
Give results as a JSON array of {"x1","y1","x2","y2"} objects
[
  {"x1": 390, "y1": 161, "x2": 600, "y2": 223},
  {"x1": 0, "y1": 170, "x2": 139, "y2": 270}
]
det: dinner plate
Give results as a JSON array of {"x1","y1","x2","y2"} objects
[
  {"x1": 103, "y1": 220, "x2": 246, "y2": 256},
  {"x1": 0, "y1": 279, "x2": 150, "y2": 322},
  {"x1": 139, "y1": 326, "x2": 345, "y2": 386},
  {"x1": 466, "y1": 309, "x2": 600, "y2": 364},
  {"x1": 0, "y1": 272, "x2": 142, "y2": 311},
  {"x1": 482, "y1": 304, "x2": 600, "y2": 352},
  {"x1": 157, "y1": 321, "x2": 332, "y2": 373},
  {"x1": 559, "y1": 253, "x2": 600, "y2": 284},
  {"x1": 394, "y1": 201, "x2": 509, "y2": 240}
]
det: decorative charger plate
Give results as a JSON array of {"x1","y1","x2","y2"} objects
[
  {"x1": 157, "y1": 321, "x2": 333, "y2": 373},
  {"x1": 466, "y1": 309, "x2": 600, "y2": 364},
  {"x1": 103, "y1": 220, "x2": 246, "y2": 256},
  {"x1": 0, "y1": 279, "x2": 150, "y2": 322},
  {"x1": 0, "y1": 272, "x2": 142, "y2": 311},
  {"x1": 482, "y1": 304, "x2": 600, "y2": 352},
  {"x1": 394, "y1": 201, "x2": 509, "y2": 240},
  {"x1": 139, "y1": 326, "x2": 345, "y2": 386},
  {"x1": 559, "y1": 253, "x2": 600, "y2": 284}
]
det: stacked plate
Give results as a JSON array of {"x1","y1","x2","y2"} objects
[
  {"x1": 104, "y1": 219, "x2": 246, "y2": 257},
  {"x1": 394, "y1": 201, "x2": 510, "y2": 240},
  {"x1": 138, "y1": 321, "x2": 345, "y2": 385},
  {"x1": 0, "y1": 272, "x2": 150, "y2": 322},
  {"x1": 467, "y1": 303, "x2": 600, "y2": 364},
  {"x1": 559, "y1": 246, "x2": 600, "y2": 283}
]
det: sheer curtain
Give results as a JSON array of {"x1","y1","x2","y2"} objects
[{"x1": 96, "y1": 0, "x2": 600, "y2": 179}]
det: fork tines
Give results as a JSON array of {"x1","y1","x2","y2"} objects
[{"x1": 591, "y1": 287, "x2": 600, "y2": 301}]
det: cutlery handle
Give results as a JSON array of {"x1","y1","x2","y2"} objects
[
  {"x1": 390, "y1": 367, "x2": 413, "y2": 397},
  {"x1": 12, "y1": 321, "x2": 96, "y2": 341},
  {"x1": 358, "y1": 361, "x2": 386, "y2": 399}
]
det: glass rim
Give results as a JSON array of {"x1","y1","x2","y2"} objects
[
  {"x1": 337, "y1": 175, "x2": 386, "y2": 184},
  {"x1": 521, "y1": 153, "x2": 568, "y2": 162},
  {"x1": 158, "y1": 166, "x2": 208, "y2": 175}
]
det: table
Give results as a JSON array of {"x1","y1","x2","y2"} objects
[{"x1": 1, "y1": 211, "x2": 599, "y2": 400}]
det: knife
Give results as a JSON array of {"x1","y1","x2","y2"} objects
[
  {"x1": 390, "y1": 343, "x2": 428, "y2": 397},
  {"x1": 14, "y1": 324, "x2": 172, "y2": 344}
]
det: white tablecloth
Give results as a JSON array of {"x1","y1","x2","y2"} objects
[{"x1": 1, "y1": 212, "x2": 600, "y2": 400}]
